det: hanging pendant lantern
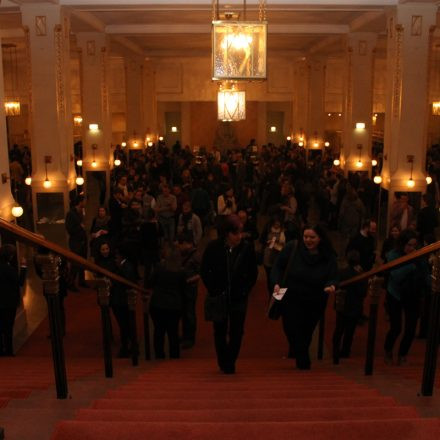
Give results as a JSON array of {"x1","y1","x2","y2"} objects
[{"x1": 217, "y1": 83, "x2": 246, "y2": 121}]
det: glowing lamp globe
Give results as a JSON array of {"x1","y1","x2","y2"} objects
[
  {"x1": 298, "y1": 142, "x2": 304, "y2": 147},
  {"x1": 324, "y1": 141, "x2": 330, "y2": 147},
  {"x1": 91, "y1": 161, "x2": 97, "y2": 168},
  {"x1": 406, "y1": 178, "x2": 415, "y2": 188},
  {"x1": 426, "y1": 176, "x2": 433, "y2": 185},
  {"x1": 75, "y1": 176, "x2": 84, "y2": 186},
  {"x1": 25, "y1": 176, "x2": 32, "y2": 186},
  {"x1": 76, "y1": 159, "x2": 83, "y2": 167},
  {"x1": 43, "y1": 179, "x2": 52, "y2": 189},
  {"x1": 371, "y1": 159, "x2": 378, "y2": 167},
  {"x1": 333, "y1": 159, "x2": 340, "y2": 166},
  {"x1": 373, "y1": 175, "x2": 382, "y2": 184},
  {"x1": 11, "y1": 204, "x2": 23, "y2": 218},
  {"x1": 114, "y1": 159, "x2": 121, "y2": 167}
]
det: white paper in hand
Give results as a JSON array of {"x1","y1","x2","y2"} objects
[{"x1": 273, "y1": 288, "x2": 287, "y2": 301}]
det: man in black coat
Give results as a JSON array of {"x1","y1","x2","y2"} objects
[
  {"x1": 201, "y1": 215, "x2": 258, "y2": 374},
  {"x1": 65, "y1": 195, "x2": 87, "y2": 290},
  {"x1": 0, "y1": 244, "x2": 27, "y2": 356}
]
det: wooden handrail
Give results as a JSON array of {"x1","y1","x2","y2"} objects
[
  {"x1": 0, "y1": 218, "x2": 146, "y2": 293},
  {"x1": 340, "y1": 239, "x2": 440, "y2": 288}
]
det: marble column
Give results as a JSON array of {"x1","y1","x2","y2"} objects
[
  {"x1": 0, "y1": 37, "x2": 16, "y2": 221},
  {"x1": 21, "y1": 4, "x2": 75, "y2": 230},
  {"x1": 342, "y1": 33, "x2": 377, "y2": 176},
  {"x1": 76, "y1": 33, "x2": 111, "y2": 174},
  {"x1": 382, "y1": 3, "x2": 436, "y2": 220},
  {"x1": 125, "y1": 55, "x2": 144, "y2": 147}
]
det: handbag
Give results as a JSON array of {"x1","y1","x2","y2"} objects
[
  {"x1": 204, "y1": 293, "x2": 227, "y2": 322},
  {"x1": 267, "y1": 240, "x2": 298, "y2": 320}
]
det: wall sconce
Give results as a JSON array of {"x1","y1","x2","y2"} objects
[
  {"x1": 89, "y1": 123, "x2": 99, "y2": 132},
  {"x1": 73, "y1": 115, "x2": 83, "y2": 127},
  {"x1": 171, "y1": 126, "x2": 178, "y2": 133},
  {"x1": 133, "y1": 140, "x2": 139, "y2": 148},
  {"x1": 43, "y1": 155, "x2": 52, "y2": 188},
  {"x1": 75, "y1": 175, "x2": 84, "y2": 186},
  {"x1": 25, "y1": 176, "x2": 32, "y2": 186},
  {"x1": 371, "y1": 159, "x2": 378, "y2": 167},
  {"x1": 286, "y1": 136, "x2": 291, "y2": 141},
  {"x1": 270, "y1": 126, "x2": 277, "y2": 133},
  {"x1": 114, "y1": 159, "x2": 121, "y2": 167},
  {"x1": 406, "y1": 155, "x2": 415, "y2": 188},
  {"x1": 324, "y1": 141, "x2": 330, "y2": 147},
  {"x1": 373, "y1": 175, "x2": 382, "y2": 184},
  {"x1": 4, "y1": 101, "x2": 21, "y2": 116},
  {"x1": 356, "y1": 144, "x2": 363, "y2": 168},
  {"x1": 333, "y1": 158, "x2": 340, "y2": 166},
  {"x1": 432, "y1": 102, "x2": 440, "y2": 116},
  {"x1": 355, "y1": 122, "x2": 366, "y2": 130},
  {"x1": 426, "y1": 176, "x2": 433, "y2": 185},
  {"x1": 121, "y1": 141, "x2": 127, "y2": 148},
  {"x1": 158, "y1": 136, "x2": 164, "y2": 142},
  {"x1": 91, "y1": 144, "x2": 97, "y2": 168},
  {"x1": 11, "y1": 202, "x2": 23, "y2": 218}
]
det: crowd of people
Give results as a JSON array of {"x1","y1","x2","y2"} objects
[{"x1": 2, "y1": 139, "x2": 439, "y2": 371}]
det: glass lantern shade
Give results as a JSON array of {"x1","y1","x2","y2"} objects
[
  {"x1": 218, "y1": 86, "x2": 246, "y2": 121},
  {"x1": 433, "y1": 102, "x2": 440, "y2": 116},
  {"x1": 4, "y1": 101, "x2": 20, "y2": 116},
  {"x1": 212, "y1": 21, "x2": 267, "y2": 81}
]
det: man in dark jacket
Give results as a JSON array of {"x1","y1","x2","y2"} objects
[
  {"x1": 0, "y1": 244, "x2": 27, "y2": 356},
  {"x1": 201, "y1": 215, "x2": 258, "y2": 374},
  {"x1": 65, "y1": 195, "x2": 87, "y2": 290}
]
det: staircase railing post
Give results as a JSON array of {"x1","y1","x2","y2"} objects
[
  {"x1": 127, "y1": 288, "x2": 139, "y2": 366},
  {"x1": 364, "y1": 275, "x2": 383, "y2": 376},
  {"x1": 421, "y1": 251, "x2": 440, "y2": 396},
  {"x1": 333, "y1": 288, "x2": 347, "y2": 365},
  {"x1": 317, "y1": 312, "x2": 325, "y2": 360},
  {"x1": 142, "y1": 290, "x2": 151, "y2": 360},
  {"x1": 95, "y1": 278, "x2": 113, "y2": 378},
  {"x1": 35, "y1": 253, "x2": 68, "y2": 399}
]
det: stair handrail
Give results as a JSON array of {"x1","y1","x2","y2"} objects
[
  {"x1": 339, "y1": 239, "x2": 440, "y2": 288},
  {"x1": 0, "y1": 217, "x2": 146, "y2": 293}
]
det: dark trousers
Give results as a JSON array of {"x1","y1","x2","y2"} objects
[
  {"x1": 283, "y1": 299, "x2": 326, "y2": 369},
  {"x1": 332, "y1": 312, "x2": 358, "y2": 357},
  {"x1": 0, "y1": 307, "x2": 17, "y2": 356},
  {"x1": 384, "y1": 293, "x2": 420, "y2": 357},
  {"x1": 111, "y1": 305, "x2": 130, "y2": 350},
  {"x1": 182, "y1": 285, "x2": 198, "y2": 343},
  {"x1": 150, "y1": 307, "x2": 181, "y2": 359},
  {"x1": 68, "y1": 241, "x2": 87, "y2": 286},
  {"x1": 213, "y1": 308, "x2": 246, "y2": 371}
]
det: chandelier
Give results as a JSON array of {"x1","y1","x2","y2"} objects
[
  {"x1": 433, "y1": 102, "x2": 440, "y2": 116},
  {"x1": 217, "y1": 82, "x2": 246, "y2": 121},
  {"x1": 212, "y1": 0, "x2": 267, "y2": 81},
  {"x1": 2, "y1": 43, "x2": 21, "y2": 116}
]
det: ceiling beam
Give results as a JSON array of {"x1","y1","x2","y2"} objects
[{"x1": 105, "y1": 23, "x2": 349, "y2": 35}]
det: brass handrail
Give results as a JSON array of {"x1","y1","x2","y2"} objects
[
  {"x1": 339, "y1": 240, "x2": 440, "y2": 288},
  {"x1": 0, "y1": 217, "x2": 146, "y2": 293}
]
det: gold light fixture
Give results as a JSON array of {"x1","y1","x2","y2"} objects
[
  {"x1": 406, "y1": 155, "x2": 415, "y2": 188},
  {"x1": 432, "y1": 102, "x2": 440, "y2": 115},
  {"x1": 91, "y1": 144, "x2": 97, "y2": 168},
  {"x1": 217, "y1": 82, "x2": 246, "y2": 121},
  {"x1": 4, "y1": 101, "x2": 20, "y2": 116},
  {"x1": 212, "y1": 0, "x2": 267, "y2": 81},
  {"x1": 73, "y1": 115, "x2": 83, "y2": 126},
  {"x1": 43, "y1": 156, "x2": 52, "y2": 189}
]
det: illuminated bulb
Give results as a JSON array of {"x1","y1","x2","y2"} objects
[
  {"x1": 313, "y1": 142, "x2": 319, "y2": 148},
  {"x1": 333, "y1": 159, "x2": 340, "y2": 166},
  {"x1": 91, "y1": 161, "x2": 97, "y2": 168},
  {"x1": 356, "y1": 122, "x2": 366, "y2": 130},
  {"x1": 11, "y1": 204, "x2": 23, "y2": 218},
  {"x1": 171, "y1": 126, "x2": 178, "y2": 133},
  {"x1": 373, "y1": 175, "x2": 382, "y2": 184},
  {"x1": 328, "y1": 113, "x2": 331, "y2": 117},
  {"x1": 133, "y1": 141, "x2": 139, "y2": 148},
  {"x1": 43, "y1": 178, "x2": 52, "y2": 189},
  {"x1": 407, "y1": 178, "x2": 415, "y2": 188},
  {"x1": 114, "y1": 159, "x2": 121, "y2": 167},
  {"x1": 76, "y1": 159, "x2": 83, "y2": 167},
  {"x1": 148, "y1": 142, "x2": 153, "y2": 147},
  {"x1": 426, "y1": 176, "x2": 433, "y2": 185},
  {"x1": 75, "y1": 176, "x2": 84, "y2": 186},
  {"x1": 146, "y1": 137, "x2": 151, "y2": 142},
  {"x1": 371, "y1": 159, "x2": 378, "y2": 167},
  {"x1": 159, "y1": 136, "x2": 164, "y2": 141},
  {"x1": 25, "y1": 176, "x2": 32, "y2": 186},
  {"x1": 121, "y1": 142, "x2": 127, "y2": 148},
  {"x1": 89, "y1": 123, "x2": 99, "y2": 131},
  {"x1": 324, "y1": 141, "x2": 330, "y2": 147},
  {"x1": 286, "y1": 136, "x2": 291, "y2": 141},
  {"x1": 356, "y1": 160, "x2": 363, "y2": 168},
  {"x1": 298, "y1": 141, "x2": 304, "y2": 147},
  {"x1": 270, "y1": 126, "x2": 277, "y2": 132},
  {"x1": 338, "y1": 113, "x2": 342, "y2": 117},
  {"x1": 299, "y1": 136, "x2": 304, "y2": 142}
]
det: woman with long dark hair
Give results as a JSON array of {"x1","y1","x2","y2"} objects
[{"x1": 271, "y1": 224, "x2": 338, "y2": 370}]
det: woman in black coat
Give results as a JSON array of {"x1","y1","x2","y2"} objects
[
  {"x1": 271, "y1": 224, "x2": 338, "y2": 370},
  {"x1": 0, "y1": 244, "x2": 27, "y2": 356},
  {"x1": 201, "y1": 214, "x2": 258, "y2": 374}
]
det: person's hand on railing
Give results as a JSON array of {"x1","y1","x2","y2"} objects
[{"x1": 324, "y1": 285, "x2": 336, "y2": 295}]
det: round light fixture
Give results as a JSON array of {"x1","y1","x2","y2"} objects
[
  {"x1": 407, "y1": 178, "x2": 415, "y2": 188},
  {"x1": 373, "y1": 175, "x2": 382, "y2": 184},
  {"x1": 371, "y1": 159, "x2": 378, "y2": 167},
  {"x1": 356, "y1": 160, "x2": 363, "y2": 168},
  {"x1": 298, "y1": 141, "x2": 304, "y2": 147},
  {"x1": 25, "y1": 176, "x2": 32, "y2": 186},
  {"x1": 91, "y1": 161, "x2": 97, "y2": 168},
  {"x1": 11, "y1": 204, "x2": 23, "y2": 218},
  {"x1": 114, "y1": 159, "x2": 121, "y2": 167},
  {"x1": 333, "y1": 159, "x2": 340, "y2": 166},
  {"x1": 426, "y1": 176, "x2": 433, "y2": 185},
  {"x1": 158, "y1": 136, "x2": 164, "y2": 141},
  {"x1": 324, "y1": 141, "x2": 330, "y2": 147},
  {"x1": 286, "y1": 136, "x2": 291, "y2": 141},
  {"x1": 121, "y1": 142, "x2": 127, "y2": 148},
  {"x1": 43, "y1": 178, "x2": 52, "y2": 189},
  {"x1": 75, "y1": 176, "x2": 84, "y2": 186},
  {"x1": 76, "y1": 159, "x2": 83, "y2": 167}
]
